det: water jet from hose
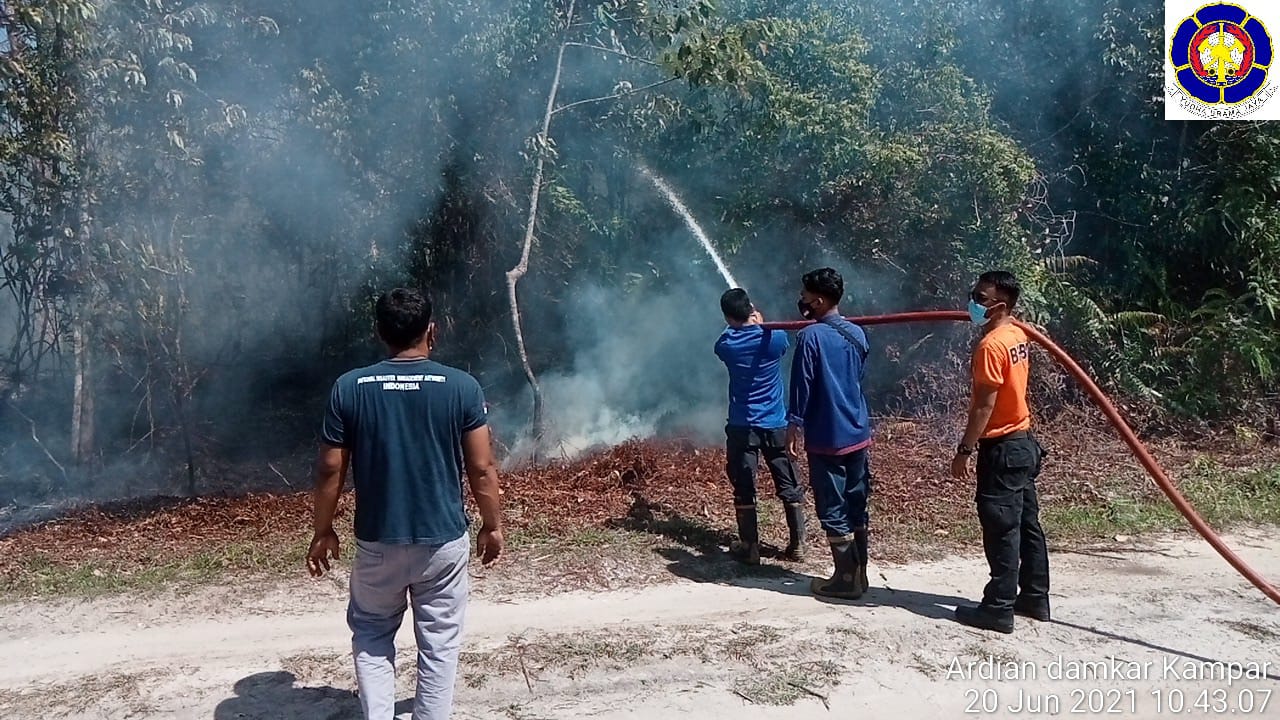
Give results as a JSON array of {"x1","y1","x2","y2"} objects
[{"x1": 638, "y1": 165, "x2": 739, "y2": 288}]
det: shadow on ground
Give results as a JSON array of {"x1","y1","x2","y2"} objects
[
  {"x1": 609, "y1": 493, "x2": 968, "y2": 622},
  {"x1": 611, "y1": 493, "x2": 1280, "y2": 673},
  {"x1": 1047, "y1": 620, "x2": 1280, "y2": 681},
  {"x1": 213, "y1": 671, "x2": 412, "y2": 720}
]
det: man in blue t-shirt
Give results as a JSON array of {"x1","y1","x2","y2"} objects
[
  {"x1": 714, "y1": 288, "x2": 806, "y2": 565},
  {"x1": 306, "y1": 288, "x2": 504, "y2": 720},
  {"x1": 787, "y1": 267, "x2": 874, "y2": 600}
]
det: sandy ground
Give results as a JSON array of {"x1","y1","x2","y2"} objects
[{"x1": 1, "y1": 531, "x2": 1278, "y2": 719}]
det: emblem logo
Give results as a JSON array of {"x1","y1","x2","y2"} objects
[{"x1": 1167, "y1": 2, "x2": 1277, "y2": 118}]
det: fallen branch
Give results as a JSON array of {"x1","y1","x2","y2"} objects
[
  {"x1": 516, "y1": 643, "x2": 535, "y2": 693},
  {"x1": 731, "y1": 688, "x2": 756, "y2": 704},
  {"x1": 268, "y1": 463, "x2": 292, "y2": 488},
  {"x1": 787, "y1": 681, "x2": 831, "y2": 710},
  {"x1": 8, "y1": 401, "x2": 68, "y2": 483}
]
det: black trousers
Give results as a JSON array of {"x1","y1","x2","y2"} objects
[
  {"x1": 725, "y1": 425, "x2": 803, "y2": 506},
  {"x1": 975, "y1": 431, "x2": 1050, "y2": 612},
  {"x1": 808, "y1": 449, "x2": 871, "y2": 538}
]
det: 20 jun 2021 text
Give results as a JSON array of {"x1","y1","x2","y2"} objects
[{"x1": 949, "y1": 655, "x2": 1273, "y2": 715}]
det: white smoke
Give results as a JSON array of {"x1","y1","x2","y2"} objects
[{"x1": 497, "y1": 283, "x2": 732, "y2": 466}]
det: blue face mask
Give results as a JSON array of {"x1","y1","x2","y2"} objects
[{"x1": 968, "y1": 299, "x2": 990, "y2": 326}]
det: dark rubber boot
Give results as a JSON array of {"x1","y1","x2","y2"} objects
[
  {"x1": 1014, "y1": 595, "x2": 1051, "y2": 622},
  {"x1": 955, "y1": 604, "x2": 1015, "y2": 634},
  {"x1": 853, "y1": 528, "x2": 870, "y2": 593},
  {"x1": 783, "y1": 502, "x2": 807, "y2": 562},
  {"x1": 729, "y1": 504, "x2": 760, "y2": 565},
  {"x1": 810, "y1": 537, "x2": 862, "y2": 599}
]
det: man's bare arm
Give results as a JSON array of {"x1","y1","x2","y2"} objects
[
  {"x1": 313, "y1": 444, "x2": 348, "y2": 533},
  {"x1": 462, "y1": 425, "x2": 505, "y2": 565},
  {"x1": 307, "y1": 443, "x2": 348, "y2": 576}
]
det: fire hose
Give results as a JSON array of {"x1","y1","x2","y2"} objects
[{"x1": 762, "y1": 310, "x2": 1280, "y2": 606}]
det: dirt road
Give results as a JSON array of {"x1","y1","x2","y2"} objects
[{"x1": 2, "y1": 531, "x2": 1278, "y2": 719}]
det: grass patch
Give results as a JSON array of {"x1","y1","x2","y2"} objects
[
  {"x1": 511, "y1": 525, "x2": 628, "y2": 549},
  {"x1": 960, "y1": 642, "x2": 1020, "y2": 666},
  {"x1": 0, "y1": 669, "x2": 158, "y2": 716},
  {"x1": 882, "y1": 515, "x2": 983, "y2": 559},
  {"x1": 0, "y1": 534, "x2": 314, "y2": 599},
  {"x1": 504, "y1": 514, "x2": 558, "y2": 548},
  {"x1": 562, "y1": 526, "x2": 622, "y2": 548},
  {"x1": 723, "y1": 623, "x2": 783, "y2": 661},
  {"x1": 498, "y1": 704, "x2": 553, "y2": 720},
  {"x1": 1044, "y1": 460, "x2": 1280, "y2": 539},
  {"x1": 461, "y1": 622, "x2": 814, "y2": 685},
  {"x1": 464, "y1": 627, "x2": 670, "y2": 680},
  {"x1": 1216, "y1": 619, "x2": 1279, "y2": 642},
  {"x1": 3, "y1": 458, "x2": 1277, "y2": 601},
  {"x1": 910, "y1": 652, "x2": 940, "y2": 678},
  {"x1": 733, "y1": 661, "x2": 842, "y2": 706},
  {"x1": 279, "y1": 650, "x2": 350, "y2": 686},
  {"x1": 460, "y1": 622, "x2": 848, "y2": 707}
]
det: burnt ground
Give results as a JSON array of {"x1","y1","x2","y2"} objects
[{"x1": 2, "y1": 411, "x2": 1274, "y2": 598}]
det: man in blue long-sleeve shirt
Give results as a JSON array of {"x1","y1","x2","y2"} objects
[
  {"x1": 786, "y1": 268, "x2": 874, "y2": 599},
  {"x1": 714, "y1": 288, "x2": 807, "y2": 565}
]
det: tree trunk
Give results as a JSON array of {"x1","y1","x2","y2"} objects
[
  {"x1": 70, "y1": 197, "x2": 95, "y2": 466},
  {"x1": 174, "y1": 390, "x2": 196, "y2": 496},
  {"x1": 170, "y1": 223, "x2": 198, "y2": 495},
  {"x1": 505, "y1": 0, "x2": 576, "y2": 457},
  {"x1": 70, "y1": 317, "x2": 94, "y2": 464}
]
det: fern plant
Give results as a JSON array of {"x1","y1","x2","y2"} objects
[{"x1": 1041, "y1": 256, "x2": 1170, "y2": 411}]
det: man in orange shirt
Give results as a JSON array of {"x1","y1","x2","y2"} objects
[{"x1": 950, "y1": 271, "x2": 1049, "y2": 634}]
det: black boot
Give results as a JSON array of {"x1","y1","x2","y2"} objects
[
  {"x1": 782, "y1": 502, "x2": 807, "y2": 562},
  {"x1": 1014, "y1": 595, "x2": 1051, "y2": 622},
  {"x1": 853, "y1": 528, "x2": 869, "y2": 593},
  {"x1": 810, "y1": 536, "x2": 862, "y2": 599},
  {"x1": 955, "y1": 604, "x2": 1015, "y2": 634},
  {"x1": 729, "y1": 504, "x2": 760, "y2": 565}
]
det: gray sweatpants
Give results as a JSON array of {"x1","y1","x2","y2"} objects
[{"x1": 347, "y1": 534, "x2": 470, "y2": 720}]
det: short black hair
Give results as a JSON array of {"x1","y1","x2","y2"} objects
[
  {"x1": 802, "y1": 267, "x2": 843, "y2": 305},
  {"x1": 720, "y1": 288, "x2": 752, "y2": 323},
  {"x1": 375, "y1": 288, "x2": 433, "y2": 349},
  {"x1": 977, "y1": 270, "x2": 1021, "y2": 307}
]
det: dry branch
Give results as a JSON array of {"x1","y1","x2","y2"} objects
[
  {"x1": 506, "y1": 0, "x2": 578, "y2": 454},
  {"x1": 786, "y1": 681, "x2": 831, "y2": 710},
  {"x1": 8, "y1": 401, "x2": 68, "y2": 483},
  {"x1": 552, "y1": 77, "x2": 678, "y2": 116}
]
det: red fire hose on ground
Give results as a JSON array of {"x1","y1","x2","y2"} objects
[{"x1": 763, "y1": 310, "x2": 1280, "y2": 606}]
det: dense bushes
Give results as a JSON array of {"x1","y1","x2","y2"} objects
[{"x1": 0, "y1": 0, "x2": 1276, "y2": 497}]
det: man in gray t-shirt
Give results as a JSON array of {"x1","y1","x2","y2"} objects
[{"x1": 307, "y1": 288, "x2": 504, "y2": 720}]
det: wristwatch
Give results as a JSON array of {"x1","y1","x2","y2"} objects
[{"x1": 956, "y1": 443, "x2": 975, "y2": 457}]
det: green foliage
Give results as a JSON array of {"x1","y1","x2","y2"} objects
[
  {"x1": 2, "y1": 0, "x2": 1280, "y2": 489},
  {"x1": 615, "y1": 1, "x2": 1045, "y2": 321},
  {"x1": 1044, "y1": 461, "x2": 1280, "y2": 538}
]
